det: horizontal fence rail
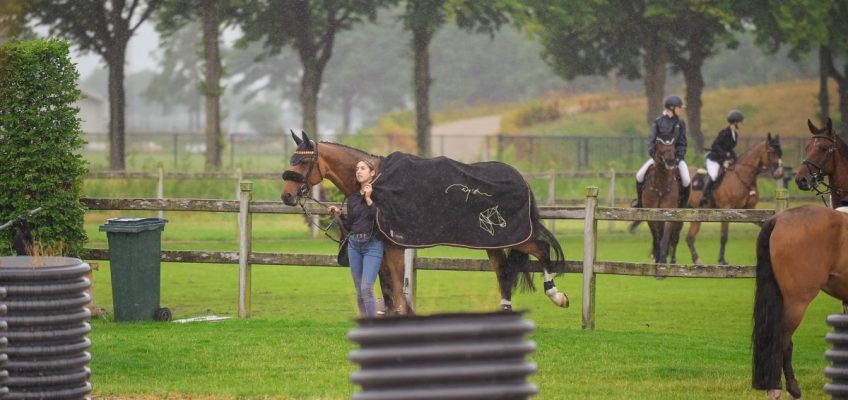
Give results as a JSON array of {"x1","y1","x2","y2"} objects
[{"x1": 80, "y1": 184, "x2": 789, "y2": 329}]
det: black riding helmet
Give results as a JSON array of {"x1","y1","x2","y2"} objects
[
  {"x1": 727, "y1": 110, "x2": 744, "y2": 124},
  {"x1": 663, "y1": 95, "x2": 684, "y2": 110}
]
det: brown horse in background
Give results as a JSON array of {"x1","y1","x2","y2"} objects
[
  {"x1": 640, "y1": 137, "x2": 683, "y2": 263},
  {"x1": 280, "y1": 131, "x2": 570, "y2": 315},
  {"x1": 685, "y1": 134, "x2": 784, "y2": 265},
  {"x1": 796, "y1": 118, "x2": 848, "y2": 207},
  {"x1": 752, "y1": 205, "x2": 848, "y2": 400}
]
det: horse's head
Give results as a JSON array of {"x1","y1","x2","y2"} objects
[
  {"x1": 761, "y1": 132, "x2": 784, "y2": 179},
  {"x1": 281, "y1": 130, "x2": 323, "y2": 206},
  {"x1": 796, "y1": 118, "x2": 836, "y2": 191},
  {"x1": 653, "y1": 136, "x2": 678, "y2": 170}
]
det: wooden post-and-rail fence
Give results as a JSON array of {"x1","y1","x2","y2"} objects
[{"x1": 81, "y1": 184, "x2": 790, "y2": 329}]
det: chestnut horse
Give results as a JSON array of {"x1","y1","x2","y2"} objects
[
  {"x1": 685, "y1": 134, "x2": 784, "y2": 265},
  {"x1": 752, "y1": 205, "x2": 848, "y2": 400},
  {"x1": 796, "y1": 118, "x2": 848, "y2": 207},
  {"x1": 280, "y1": 131, "x2": 569, "y2": 314},
  {"x1": 640, "y1": 137, "x2": 683, "y2": 263}
]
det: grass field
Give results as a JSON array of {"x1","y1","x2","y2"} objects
[{"x1": 81, "y1": 209, "x2": 840, "y2": 400}]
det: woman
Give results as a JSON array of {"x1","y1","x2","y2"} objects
[
  {"x1": 328, "y1": 160, "x2": 383, "y2": 318},
  {"x1": 700, "y1": 110, "x2": 743, "y2": 207},
  {"x1": 633, "y1": 94, "x2": 691, "y2": 208}
]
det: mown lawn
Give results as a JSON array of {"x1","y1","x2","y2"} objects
[{"x1": 81, "y1": 212, "x2": 839, "y2": 399}]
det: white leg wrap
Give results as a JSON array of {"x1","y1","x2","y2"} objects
[
  {"x1": 500, "y1": 299, "x2": 512, "y2": 307},
  {"x1": 545, "y1": 286, "x2": 570, "y2": 308}
]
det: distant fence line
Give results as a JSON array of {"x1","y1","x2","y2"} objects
[
  {"x1": 82, "y1": 133, "x2": 812, "y2": 172},
  {"x1": 85, "y1": 166, "x2": 818, "y2": 208},
  {"x1": 81, "y1": 184, "x2": 790, "y2": 330}
]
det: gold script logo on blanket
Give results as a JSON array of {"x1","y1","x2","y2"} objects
[
  {"x1": 479, "y1": 206, "x2": 506, "y2": 236},
  {"x1": 444, "y1": 183, "x2": 493, "y2": 202}
]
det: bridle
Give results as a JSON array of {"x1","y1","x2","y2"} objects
[
  {"x1": 729, "y1": 141, "x2": 783, "y2": 189},
  {"x1": 281, "y1": 143, "x2": 342, "y2": 241},
  {"x1": 801, "y1": 134, "x2": 841, "y2": 201}
]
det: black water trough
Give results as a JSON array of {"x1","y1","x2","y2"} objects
[
  {"x1": 348, "y1": 311, "x2": 537, "y2": 400},
  {"x1": 0, "y1": 256, "x2": 92, "y2": 400}
]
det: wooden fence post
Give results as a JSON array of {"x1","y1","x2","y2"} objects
[
  {"x1": 775, "y1": 188, "x2": 788, "y2": 213},
  {"x1": 157, "y1": 164, "x2": 164, "y2": 220},
  {"x1": 403, "y1": 249, "x2": 417, "y2": 311},
  {"x1": 583, "y1": 186, "x2": 599, "y2": 330},
  {"x1": 239, "y1": 181, "x2": 253, "y2": 318},
  {"x1": 235, "y1": 168, "x2": 243, "y2": 200},
  {"x1": 607, "y1": 166, "x2": 616, "y2": 232}
]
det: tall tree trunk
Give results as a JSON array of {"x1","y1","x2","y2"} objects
[
  {"x1": 203, "y1": 0, "x2": 222, "y2": 170},
  {"x1": 300, "y1": 62, "x2": 320, "y2": 138},
  {"x1": 107, "y1": 43, "x2": 128, "y2": 171},
  {"x1": 642, "y1": 31, "x2": 667, "y2": 127},
  {"x1": 682, "y1": 65, "x2": 705, "y2": 154},
  {"x1": 412, "y1": 27, "x2": 433, "y2": 157},
  {"x1": 820, "y1": 46, "x2": 831, "y2": 121},
  {"x1": 838, "y1": 63, "x2": 848, "y2": 141}
]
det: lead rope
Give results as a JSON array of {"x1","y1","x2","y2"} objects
[{"x1": 297, "y1": 195, "x2": 344, "y2": 243}]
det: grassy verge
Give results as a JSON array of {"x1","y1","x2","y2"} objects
[{"x1": 82, "y1": 212, "x2": 838, "y2": 399}]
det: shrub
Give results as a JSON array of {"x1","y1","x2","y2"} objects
[{"x1": 0, "y1": 39, "x2": 88, "y2": 256}]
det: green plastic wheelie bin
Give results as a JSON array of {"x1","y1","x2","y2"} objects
[{"x1": 99, "y1": 217, "x2": 171, "y2": 322}]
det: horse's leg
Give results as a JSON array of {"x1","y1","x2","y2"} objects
[
  {"x1": 382, "y1": 245, "x2": 411, "y2": 315},
  {"x1": 777, "y1": 300, "x2": 810, "y2": 400},
  {"x1": 487, "y1": 249, "x2": 516, "y2": 311},
  {"x1": 686, "y1": 221, "x2": 702, "y2": 264},
  {"x1": 669, "y1": 222, "x2": 682, "y2": 264},
  {"x1": 511, "y1": 241, "x2": 569, "y2": 308},
  {"x1": 658, "y1": 221, "x2": 672, "y2": 264},
  {"x1": 783, "y1": 340, "x2": 801, "y2": 400},
  {"x1": 649, "y1": 222, "x2": 660, "y2": 263},
  {"x1": 718, "y1": 221, "x2": 729, "y2": 265}
]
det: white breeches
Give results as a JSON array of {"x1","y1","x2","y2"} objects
[
  {"x1": 705, "y1": 159, "x2": 720, "y2": 180},
  {"x1": 636, "y1": 158, "x2": 691, "y2": 187}
]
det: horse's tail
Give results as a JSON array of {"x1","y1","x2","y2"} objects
[
  {"x1": 628, "y1": 220, "x2": 643, "y2": 233},
  {"x1": 752, "y1": 217, "x2": 784, "y2": 390},
  {"x1": 507, "y1": 248, "x2": 534, "y2": 292}
]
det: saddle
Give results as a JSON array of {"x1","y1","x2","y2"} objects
[
  {"x1": 692, "y1": 163, "x2": 729, "y2": 191},
  {"x1": 371, "y1": 152, "x2": 534, "y2": 248}
]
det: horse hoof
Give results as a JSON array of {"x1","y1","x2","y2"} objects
[
  {"x1": 502, "y1": 304, "x2": 512, "y2": 311},
  {"x1": 546, "y1": 289, "x2": 570, "y2": 308},
  {"x1": 693, "y1": 257, "x2": 702, "y2": 265}
]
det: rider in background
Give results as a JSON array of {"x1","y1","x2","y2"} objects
[
  {"x1": 700, "y1": 110, "x2": 744, "y2": 207},
  {"x1": 633, "y1": 94, "x2": 691, "y2": 208}
]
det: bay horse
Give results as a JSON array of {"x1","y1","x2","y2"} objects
[
  {"x1": 280, "y1": 131, "x2": 569, "y2": 314},
  {"x1": 752, "y1": 205, "x2": 848, "y2": 400},
  {"x1": 640, "y1": 137, "x2": 683, "y2": 264},
  {"x1": 685, "y1": 134, "x2": 784, "y2": 265},
  {"x1": 796, "y1": 118, "x2": 848, "y2": 207}
]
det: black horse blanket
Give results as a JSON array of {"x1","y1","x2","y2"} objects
[{"x1": 371, "y1": 152, "x2": 534, "y2": 248}]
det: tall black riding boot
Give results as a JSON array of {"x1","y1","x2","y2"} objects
[
  {"x1": 679, "y1": 185, "x2": 691, "y2": 208},
  {"x1": 633, "y1": 180, "x2": 645, "y2": 208},
  {"x1": 699, "y1": 177, "x2": 713, "y2": 208}
]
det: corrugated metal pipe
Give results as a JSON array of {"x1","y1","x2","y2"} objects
[
  {"x1": 348, "y1": 311, "x2": 537, "y2": 400},
  {"x1": 0, "y1": 257, "x2": 92, "y2": 400}
]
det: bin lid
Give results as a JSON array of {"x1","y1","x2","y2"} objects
[{"x1": 99, "y1": 217, "x2": 168, "y2": 233}]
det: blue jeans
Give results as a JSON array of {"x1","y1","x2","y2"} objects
[{"x1": 347, "y1": 235, "x2": 383, "y2": 317}]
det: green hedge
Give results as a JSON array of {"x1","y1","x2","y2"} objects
[{"x1": 0, "y1": 39, "x2": 87, "y2": 256}]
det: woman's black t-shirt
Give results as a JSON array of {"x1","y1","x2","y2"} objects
[{"x1": 344, "y1": 192, "x2": 376, "y2": 235}]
